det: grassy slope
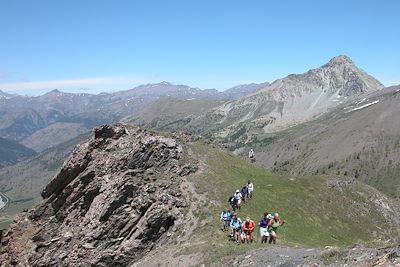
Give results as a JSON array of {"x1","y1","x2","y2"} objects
[
  {"x1": 184, "y1": 141, "x2": 398, "y2": 262},
  {"x1": 257, "y1": 116, "x2": 400, "y2": 199}
]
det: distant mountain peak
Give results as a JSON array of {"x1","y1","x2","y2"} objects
[
  {"x1": 325, "y1": 55, "x2": 354, "y2": 66},
  {"x1": 317, "y1": 55, "x2": 384, "y2": 95},
  {"x1": 43, "y1": 89, "x2": 66, "y2": 96},
  {"x1": 140, "y1": 81, "x2": 173, "y2": 89}
]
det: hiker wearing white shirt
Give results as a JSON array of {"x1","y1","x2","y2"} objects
[
  {"x1": 248, "y1": 149, "x2": 255, "y2": 161},
  {"x1": 234, "y1": 190, "x2": 242, "y2": 210},
  {"x1": 248, "y1": 149, "x2": 254, "y2": 158},
  {"x1": 247, "y1": 180, "x2": 254, "y2": 198}
]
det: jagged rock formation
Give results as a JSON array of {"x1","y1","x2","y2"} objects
[{"x1": 0, "y1": 124, "x2": 198, "y2": 266}]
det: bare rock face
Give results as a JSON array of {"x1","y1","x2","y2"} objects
[{"x1": 0, "y1": 124, "x2": 196, "y2": 266}]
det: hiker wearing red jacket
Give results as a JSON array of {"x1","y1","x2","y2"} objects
[{"x1": 241, "y1": 216, "x2": 255, "y2": 243}]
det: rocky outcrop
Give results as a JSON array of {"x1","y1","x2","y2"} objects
[{"x1": 0, "y1": 124, "x2": 197, "y2": 266}]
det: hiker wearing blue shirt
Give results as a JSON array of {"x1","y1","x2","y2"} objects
[
  {"x1": 230, "y1": 213, "x2": 242, "y2": 243},
  {"x1": 220, "y1": 208, "x2": 232, "y2": 231},
  {"x1": 241, "y1": 184, "x2": 249, "y2": 203},
  {"x1": 259, "y1": 212, "x2": 273, "y2": 243}
]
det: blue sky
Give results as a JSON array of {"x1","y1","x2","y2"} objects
[{"x1": 0, "y1": 0, "x2": 399, "y2": 95}]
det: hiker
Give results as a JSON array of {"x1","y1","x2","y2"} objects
[
  {"x1": 268, "y1": 213, "x2": 285, "y2": 244},
  {"x1": 233, "y1": 190, "x2": 242, "y2": 210},
  {"x1": 228, "y1": 195, "x2": 238, "y2": 211},
  {"x1": 241, "y1": 216, "x2": 255, "y2": 243},
  {"x1": 259, "y1": 212, "x2": 273, "y2": 243},
  {"x1": 220, "y1": 208, "x2": 232, "y2": 231},
  {"x1": 241, "y1": 184, "x2": 248, "y2": 203},
  {"x1": 247, "y1": 180, "x2": 254, "y2": 198},
  {"x1": 248, "y1": 149, "x2": 255, "y2": 162},
  {"x1": 230, "y1": 213, "x2": 242, "y2": 243}
]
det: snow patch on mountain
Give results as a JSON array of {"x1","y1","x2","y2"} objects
[{"x1": 349, "y1": 100, "x2": 380, "y2": 112}]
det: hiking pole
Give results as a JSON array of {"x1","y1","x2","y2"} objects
[{"x1": 257, "y1": 227, "x2": 260, "y2": 244}]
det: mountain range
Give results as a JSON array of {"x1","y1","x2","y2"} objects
[
  {"x1": 127, "y1": 55, "x2": 384, "y2": 148},
  {"x1": 0, "y1": 82, "x2": 267, "y2": 155}
]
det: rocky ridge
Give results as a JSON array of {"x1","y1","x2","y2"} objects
[{"x1": 0, "y1": 124, "x2": 199, "y2": 266}]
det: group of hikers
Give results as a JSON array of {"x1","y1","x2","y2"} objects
[
  {"x1": 228, "y1": 181, "x2": 253, "y2": 211},
  {"x1": 221, "y1": 179, "x2": 286, "y2": 244}
]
